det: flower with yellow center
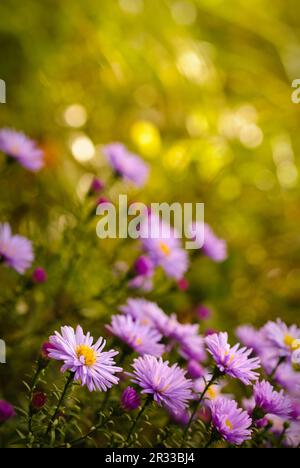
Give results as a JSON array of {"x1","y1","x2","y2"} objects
[
  {"x1": 225, "y1": 419, "x2": 233, "y2": 430},
  {"x1": 76, "y1": 344, "x2": 97, "y2": 367},
  {"x1": 207, "y1": 386, "x2": 218, "y2": 400},
  {"x1": 159, "y1": 242, "x2": 171, "y2": 257}
]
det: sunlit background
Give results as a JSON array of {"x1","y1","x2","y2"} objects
[{"x1": 1, "y1": 0, "x2": 300, "y2": 392}]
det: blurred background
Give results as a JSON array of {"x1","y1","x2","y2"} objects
[{"x1": 1, "y1": 0, "x2": 300, "y2": 401}]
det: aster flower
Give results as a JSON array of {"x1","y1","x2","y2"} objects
[
  {"x1": 48, "y1": 325, "x2": 122, "y2": 392},
  {"x1": 263, "y1": 319, "x2": 300, "y2": 358},
  {"x1": 0, "y1": 223, "x2": 34, "y2": 274},
  {"x1": 235, "y1": 325, "x2": 266, "y2": 356},
  {"x1": 129, "y1": 355, "x2": 193, "y2": 414},
  {"x1": 205, "y1": 332, "x2": 261, "y2": 385},
  {"x1": 187, "y1": 360, "x2": 205, "y2": 379},
  {"x1": 285, "y1": 421, "x2": 300, "y2": 448},
  {"x1": 0, "y1": 400, "x2": 15, "y2": 423},
  {"x1": 103, "y1": 143, "x2": 149, "y2": 187},
  {"x1": 32, "y1": 267, "x2": 47, "y2": 284},
  {"x1": 140, "y1": 213, "x2": 189, "y2": 280},
  {"x1": 274, "y1": 363, "x2": 300, "y2": 396},
  {"x1": 189, "y1": 222, "x2": 227, "y2": 262},
  {"x1": 0, "y1": 128, "x2": 44, "y2": 171},
  {"x1": 253, "y1": 380, "x2": 292, "y2": 418},
  {"x1": 106, "y1": 315, "x2": 165, "y2": 357},
  {"x1": 119, "y1": 298, "x2": 168, "y2": 330},
  {"x1": 121, "y1": 387, "x2": 141, "y2": 411},
  {"x1": 209, "y1": 398, "x2": 253, "y2": 446}
]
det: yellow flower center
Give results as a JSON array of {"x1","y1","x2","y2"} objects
[
  {"x1": 284, "y1": 334, "x2": 296, "y2": 349},
  {"x1": 76, "y1": 344, "x2": 96, "y2": 367},
  {"x1": 292, "y1": 339, "x2": 300, "y2": 351},
  {"x1": 225, "y1": 419, "x2": 233, "y2": 430},
  {"x1": 207, "y1": 386, "x2": 217, "y2": 400},
  {"x1": 135, "y1": 337, "x2": 143, "y2": 346},
  {"x1": 159, "y1": 242, "x2": 171, "y2": 257}
]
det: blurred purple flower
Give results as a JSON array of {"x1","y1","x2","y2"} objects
[
  {"x1": 134, "y1": 255, "x2": 154, "y2": 278},
  {"x1": 103, "y1": 143, "x2": 149, "y2": 187},
  {"x1": 120, "y1": 298, "x2": 168, "y2": 331},
  {"x1": 235, "y1": 325, "x2": 266, "y2": 356},
  {"x1": 32, "y1": 267, "x2": 47, "y2": 284},
  {"x1": 121, "y1": 386, "x2": 141, "y2": 411},
  {"x1": 129, "y1": 355, "x2": 193, "y2": 414},
  {"x1": 187, "y1": 360, "x2": 205, "y2": 379},
  {"x1": 90, "y1": 177, "x2": 104, "y2": 193},
  {"x1": 0, "y1": 223, "x2": 34, "y2": 274},
  {"x1": 197, "y1": 305, "x2": 211, "y2": 321},
  {"x1": 0, "y1": 128, "x2": 44, "y2": 172},
  {"x1": 140, "y1": 213, "x2": 189, "y2": 280},
  {"x1": 209, "y1": 398, "x2": 252, "y2": 446},
  {"x1": 0, "y1": 400, "x2": 15, "y2": 422},
  {"x1": 31, "y1": 392, "x2": 47, "y2": 410},
  {"x1": 48, "y1": 325, "x2": 122, "y2": 392},
  {"x1": 106, "y1": 315, "x2": 165, "y2": 357},
  {"x1": 263, "y1": 319, "x2": 300, "y2": 358},
  {"x1": 205, "y1": 332, "x2": 261, "y2": 385},
  {"x1": 189, "y1": 222, "x2": 227, "y2": 262}
]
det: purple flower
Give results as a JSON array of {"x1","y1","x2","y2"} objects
[
  {"x1": 31, "y1": 392, "x2": 47, "y2": 410},
  {"x1": 187, "y1": 360, "x2": 205, "y2": 379},
  {"x1": 140, "y1": 213, "x2": 189, "y2": 280},
  {"x1": 32, "y1": 267, "x2": 47, "y2": 284},
  {"x1": 129, "y1": 354, "x2": 193, "y2": 414},
  {"x1": 121, "y1": 386, "x2": 141, "y2": 411},
  {"x1": 90, "y1": 177, "x2": 104, "y2": 193},
  {"x1": 134, "y1": 255, "x2": 154, "y2": 277},
  {"x1": 235, "y1": 325, "x2": 266, "y2": 356},
  {"x1": 274, "y1": 363, "x2": 300, "y2": 396},
  {"x1": 103, "y1": 143, "x2": 149, "y2": 187},
  {"x1": 263, "y1": 319, "x2": 300, "y2": 358},
  {"x1": 205, "y1": 332, "x2": 261, "y2": 385},
  {"x1": 253, "y1": 380, "x2": 292, "y2": 418},
  {"x1": 189, "y1": 222, "x2": 227, "y2": 262},
  {"x1": 119, "y1": 298, "x2": 168, "y2": 330},
  {"x1": 106, "y1": 315, "x2": 165, "y2": 357},
  {"x1": 0, "y1": 128, "x2": 44, "y2": 172},
  {"x1": 0, "y1": 223, "x2": 34, "y2": 274},
  {"x1": 48, "y1": 325, "x2": 122, "y2": 392},
  {"x1": 209, "y1": 398, "x2": 253, "y2": 446},
  {"x1": 285, "y1": 421, "x2": 300, "y2": 447},
  {"x1": 197, "y1": 305, "x2": 211, "y2": 321},
  {"x1": 0, "y1": 400, "x2": 15, "y2": 422}
]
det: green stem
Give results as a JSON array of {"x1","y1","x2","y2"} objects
[
  {"x1": 182, "y1": 368, "x2": 221, "y2": 446},
  {"x1": 125, "y1": 397, "x2": 151, "y2": 447},
  {"x1": 46, "y1": 372, "x2": 74, "y2": 435},
  {"x1": 269, "y1": 357, "x2": 285, "y2": 380}
]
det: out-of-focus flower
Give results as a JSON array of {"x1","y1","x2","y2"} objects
[
  {"x1": 209, "y1": 398, "x2": 253, "y2": 446},
  {"x1": 177, "y1": 278, "x2": 189, "y2": 291},
  {"x1": 253, "y1": 380, "x2": 292, "y2": 418},
  {"x1": 235, "y1": 325, "x2": 266, "y2": 356},
  {"x1": 129, "y1": 355, "x2": 193, "y2": 414},
  {"x1": 103, "y1": 143, "x2": 149, "y2": 187},
  {"x1": 0, "y1": 223, "x2": 34, "y2": 274},
  {"x1": 31, "y1": 392, "x2": 47, "y2": 410},
  {"x1": 187, "y1": 360, "x2": 205, "y2": 379},
  {"x1": 32, "y1": 267, "x2": 47, "y2": 284},
  {"x1": 121, "y1": 386, "x2": 141, "y2": 411},
  {"x1": 263, "y1": 319, "x2": 300, "y2": 358},
  {"x1": 106, "y1": 315, "x2": 165, "y2": 357},
  {"x1": 40, "y1": 342, "x2": 55, "y2": 359},
  {"x1": 197, "y1": 305, "x2": 212, "y2": 321},
  {"x1": 169, "y1": 408, "x2": 190, "y2": 426},
  {"x1": 48, "y1": 325, "x2": 122, "y2": 392},
  {"x1": 274, "y1": 363, "x2": 300, "y2": 396},
  {"x1": 0, "y1": 400, "x2": 15, "y2": 422},
  {"x1": 194, "y1": 377, "x2": 229, "y2": 403},
  {"x1": 189, "y1": 222, "x2": 227, "y2": 262},
  {"x1": 0, "y1": 128, "x2": 44, "y2": 171},
  {"x1": 90, "y1": 177, "x2": 104, "y2": 194},
  {"x1": 205, "y1": 332, "x2": 261, "y2": 385},
  {"x1": 285, "y1": 421, "x2": 300, "y2": 447},
  {"x1": 140, "y1": 213, "x2": 189, "y2": 280},
  {"x1": 134, "y1": 255, "x2": 154, "y2": 278},
  {"x1": 119, "y1": 298, "x2": 168, "y2": 330}
]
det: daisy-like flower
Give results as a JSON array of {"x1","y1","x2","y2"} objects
[
  {"x1": 103, "y1": 143, "x2": 149, "y2": 187},
  {"x1": 274, "y1": 363, "x2": 300, "y2": 396},
  {"x1": 285, "y1": 421, "x2": 300, "y2": 448},
  {"x1": 235, "y1": 325, "x2": 266, "y2": 356},
  {"x1": 189, "y1": 222, "x2": 227, "y2": 262},
  {"x1": 263, "y1": 319, "x2": 300, "y2": 358},
  {"x1": 253, "y1": 380, "x2": 292, "y2": 418},
  {"x1": 48, "y1": 325, "x2": 122, "y2": 392},
  {"x1": 119, "y1": 298, "x2": 168, "y2": 330},
  {"x1": 0, "y1": 128, "x2": 44, "y2": 172},
  {"x1": 0, "y1": 223, "x2": 34, "y2": 274},
  {"x1": 205, "y1": 332, "x2": 261, "y2": 385},
  {"x1": 140, "y1": 213, "x2": 189, "y2": 280},
  {"x1": 106, "y1": 315, "x2": 165, "y2": 357},
  {"x1": 209, "y1": 398, "x2": 253, "y2": 446},
  {"x1": 129, "y1": 354, "x2": 193, "y2": 414}
]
